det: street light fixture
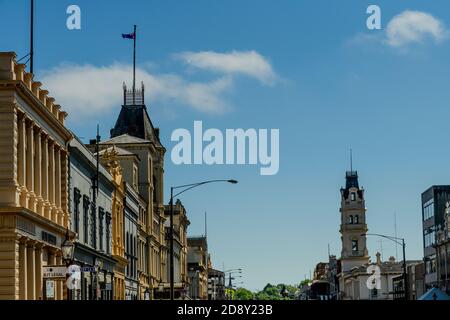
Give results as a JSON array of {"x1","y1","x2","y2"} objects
[
  {"x1": 61, "y1": 229, "x2": 75, "y2": 267},
  {"x1": 362, "y1": 233, "x2": 408, "y2": 300},
  {"x1": 224, "y1": 268, "x2": 242, "y2": 273},
  {"x1": 61, "y1": 229, "x2": 75, "y2": 301},
  {"x1": 169, "y1": 179, "x2": 238, "y2": 300}
]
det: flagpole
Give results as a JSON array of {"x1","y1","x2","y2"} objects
[
  {"x1": 133, "y1": 24, "x2": 136, "y2": 104},
  {"x1": 30, "y1": 0, "x2": 34, "y2": 74}
]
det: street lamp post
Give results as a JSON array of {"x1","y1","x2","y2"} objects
[
  {"x1": 224, "y1": 269, "x2": 242, "y2": 300},
  {"x1": 61, "y1": 229, "x2": 75, "y2": 300},
  {"x1": 169, "y1": 179, "x2": 238, "y2": 300},
  {"x1": 364, "y1": 233, "x2": 408, "y2": 300}
]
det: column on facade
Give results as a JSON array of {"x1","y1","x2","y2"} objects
[
  {"x1": 48, "y1": 141, "x2": 55, "y2": 222},
  {"x1": 26, "y1": 120, "x2": 35, "y2": 210},
  {"x1": 26, "y1": 240, "x2": 36, "y2": 300},
  {"x1": 19, "y1": 237, "x2": 28, "y2": 300},
  {"x1": 34, "y1": 127, "x2": 43, "y2": 215},
  {"x1": 60, "y1": 150, "x2": 69, "y2": 228},
  {"x1": 55, "y1": 146, "x2": 62, "y2": 225},
  {"x1": 47, "y1": 249, "x2": 56, "y2": 300},
  {"x1": 42, "y1": 135, "x2": 49, "y2": 219},
  {"x1": 35, "y1": 244, "x2": 43, "y2": 299},
  {"x1": 17, "y1": 114, "x2": 27, "y2": 206},
  {"x1": 55, "y1": 254, "x2": 64, "y2": 300}
]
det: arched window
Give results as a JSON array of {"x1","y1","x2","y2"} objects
[
  {"x1": 352, "y1": 240, "x2": 358, "y2": 252},
  {"x1": 153, "y1": 175, "x2": 157, "y2": 203},
  {"x1": 354, "y1": 215, "x2": 359, "y2": 224},
  {"x1": 348, "y1": 215, "x2": 353, "y2": 224}
]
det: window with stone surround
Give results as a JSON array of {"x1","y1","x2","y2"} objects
[
  {"x1": 74, "y1": 188, "x2": 81, "y2": 233},
  {"x1": 99, "y1": 207, "x2": 105, "y2": 251},
  {"x1": 83, "y1": 195, "x2": 90, "y2": 244}
]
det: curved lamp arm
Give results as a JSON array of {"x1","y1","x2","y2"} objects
[
  {"x1": 171, "y1": 179, "x2": 238, "y2": 199},
  {"x1": 224, "y1": 268, "x2": 242, "y2": 274},
  {"x1": 363, "y1": 233, "x2": 404, "y2": 247}
]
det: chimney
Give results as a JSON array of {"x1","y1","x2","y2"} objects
[
  {"x1": 0, "y1": 52, "x2": 17, "y2": 80},
  {"x1": 15, "y1": 63, "x2": 26, "y2": 81},
  {"x1": 376, "y1": 252, "x2": 381, "y2": 265}
]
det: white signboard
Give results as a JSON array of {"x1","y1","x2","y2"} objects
[
  {"x1": 43, "y1": 266, "x2": 67, "y2": 279},
  {"x1": 46, "y1": 280, "x2": 55, "y2": 299}
]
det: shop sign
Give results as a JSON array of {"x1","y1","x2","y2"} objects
[{"x1": 43, "y1": 266, "x2": 67, "y2": 279}]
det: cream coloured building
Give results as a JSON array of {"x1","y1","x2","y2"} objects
[
  {"x1": 0, "y1": 52, "x2": 73, "y2": 300},
  {"x1": 91, "y1": 84, "x2": 167, "y2": 298}
]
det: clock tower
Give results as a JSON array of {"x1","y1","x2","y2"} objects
[{"x1": 339, "y1": 170, "x2": 369, "y2": 272}]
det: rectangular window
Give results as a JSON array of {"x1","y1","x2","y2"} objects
[
  {"x1": 351, "y1": 192, "x2": 356, "y2": 201},
  {"x1": 105, "y1": 212, "x2": 111, "y2": 254},
  {"x1": 423, "y1": 200, "x2": 434, "y2": 221},
  {"x1": 133, "y1": 166, "x2": 138, "y2": 191},
  {"x1": 83, "y1": 196, "x2": 90, "y2": 244},
  {"x1": 99, "y1": 207, "x2": 104, "y2": 252},
  {"x1": 91, "y1": 202, "x2": 96, "y2": 249},
  {"x1": 153, "y1": 174, "x2": 157, "y2": 203},
  {"x1": 424, "y1": 228, "x2": 436, "y2": 248},
  {"x1": 73, "y1": 188, "x2": 81, "y2": 233}
]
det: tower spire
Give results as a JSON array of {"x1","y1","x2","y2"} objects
[
  {"x1": 205, "y1": 211, "x2": 207, "y2": 239},
  {"x1": 350, "y1": 148, "x2": 353, "y2": 172}
]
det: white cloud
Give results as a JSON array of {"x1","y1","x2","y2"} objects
[
  {"x1": 40, "y1": 63, "x2": 233, "y2": 120},
  {"x1": 386, "y1": 10, "x2": 447, "y2": 47},
  {"x1": 175, "y1": 50, "x2": 277, "y2": 85}
]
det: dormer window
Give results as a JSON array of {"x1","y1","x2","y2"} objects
[{"x1": 351, "y1": 192, "x2": 356, "y2": 201}]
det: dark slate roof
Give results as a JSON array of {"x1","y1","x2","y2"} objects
[
  {"x1": 341, "y1": 170, "x2": 363, "y2": 199},
  {"x1": 345, "y1": 171, "x2": 359, "y2": 189},
  {"x1": 347, "y1": 260, "x2": 423, "y2": 275},
  {"x1": 110, "y1": 104, "x2": 163, "y2": 148}
]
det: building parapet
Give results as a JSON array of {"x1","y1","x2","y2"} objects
[{"x1": 0, "y1": 52, "x2": 68, "y2": 125}]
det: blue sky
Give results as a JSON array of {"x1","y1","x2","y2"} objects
[{"x1": 3, "y1": 0, "x2": 450, "y2": 291}]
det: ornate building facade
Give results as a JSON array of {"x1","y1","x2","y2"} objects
[
  {"x1": 187, "y1": 236, "x2": 209, "y2": 300},
  {"x1": 100, "y1": 147, "x2": 127, "y2": 300},
  {"x1": 69, "y1": 137, "x2": 115, "y2": 300},
  {"x1": 158, "y1": 200, "x2": 190, "y2": 299},
  {"x1": 94, "y1": 84, "x2": 166, "y2": 298},
  {"x1": 0, "y1": 52, "x2": 73, "y2": 300}
]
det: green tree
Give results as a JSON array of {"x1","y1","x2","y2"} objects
[
  {"x1": 300, "y1": 279, "x2": 311, "y2": 287},
  {"x1": 252, "y1": 283, "x2": 300, "y2": 300},
  {"x1": 234, "y1": 288, "x2": 254, "y2": 300}
]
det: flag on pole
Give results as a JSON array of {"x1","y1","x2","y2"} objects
[{"x1": 122, "y1": 32, "x2": 135, "y2": 39}]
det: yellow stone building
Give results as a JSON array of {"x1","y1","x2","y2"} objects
[
  {"x1": 0, "y1": 52, "x2": 73, "y2": 300},
  {"x1": 100, "y1": 147, "x2": 127, "y2": 300},
  {"x1": 101, "y1": 84, "x2": 167, "y2": 299}
]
